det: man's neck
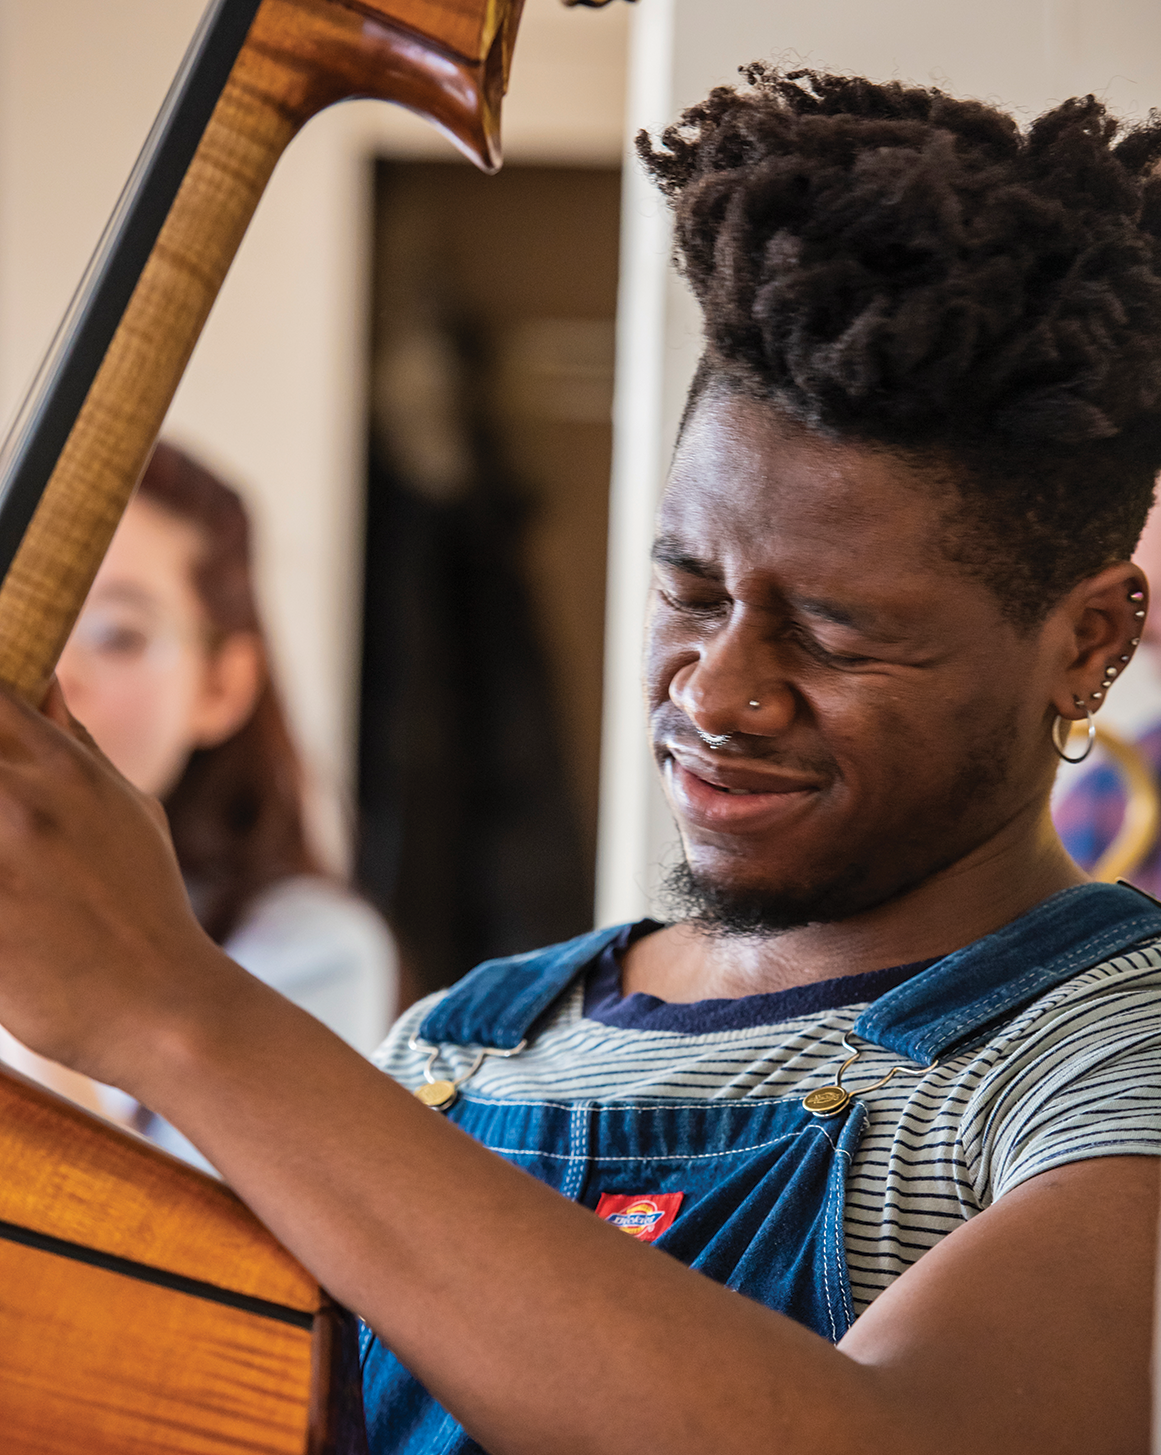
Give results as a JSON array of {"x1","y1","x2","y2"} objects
[{"x1": 622, "y1": 807, "x2": 1086, "y2": 1003}]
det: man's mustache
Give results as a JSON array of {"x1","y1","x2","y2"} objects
[{"x1": 649, "y1": 704, "x2": 836, "y2": 777}]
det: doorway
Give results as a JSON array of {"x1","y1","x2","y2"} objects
[{"x1": 357, "y1": 159, "x2": 620, "y2": 1005}]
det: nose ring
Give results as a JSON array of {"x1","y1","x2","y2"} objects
[{"x1": 696, "y1": 729, "x2": 732, "y2": 750}]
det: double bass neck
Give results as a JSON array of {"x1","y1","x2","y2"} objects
[{"x1": 0, "y1": 0, "x2": 523, "y2": 702}]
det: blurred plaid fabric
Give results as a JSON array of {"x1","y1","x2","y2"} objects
[{"x1": 1054, "y1": 722, "x2": 1161, "y2": 897}]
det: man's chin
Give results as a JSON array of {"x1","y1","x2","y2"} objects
[{"x1": 658, "y1": 857, "x2": 879, "y2": 937}]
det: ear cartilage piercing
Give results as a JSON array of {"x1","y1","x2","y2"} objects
[
  {"x1": 1131, "y1": 637, "x2": 1141, "y2": 646},
  {"x1": 1091, "y1": 690, "x2": 1104, "y2": 701},
  {"x1": 1104, "y1": 665, "x2": 1118, "y2": 681},
  {"x1": 748, "y1": 700, "x2": 760, "y2": 709},
  {"x1": 696, "y1": 729, "x2": 732, "y2": 750},
  {"x1": 1130, "y1": 590, "x2": 1146, "y2": 601},
  {"x1": 1120, "y1": 655, "x2": 1131, "y2": 662},
  {"x1": 1135, "y1": 610, "x2": 1147, "y2": 619}
]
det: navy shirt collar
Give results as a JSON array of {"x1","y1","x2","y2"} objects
[{"x1": 582, "y1": 920, "x2": 936, "y2": 1036}]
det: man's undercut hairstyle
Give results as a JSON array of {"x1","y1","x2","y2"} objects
[{"x1": 640, "y1": 67, "x2": 1161, "y2": 625}]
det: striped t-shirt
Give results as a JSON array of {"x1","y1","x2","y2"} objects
[{"x1": 374, "y1": 925, "x2": 1161, "y2": 1316}]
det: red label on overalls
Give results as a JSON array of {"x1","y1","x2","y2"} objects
[{"x1": 595, "y1": 1192, "x2": 684, "y2": 1242}]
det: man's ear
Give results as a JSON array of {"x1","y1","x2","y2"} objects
[
  {"x1": 1048, "y1": 562, "x2": 1149, "y2": 721},
  {"x1": 190, "y1": 632, "x2": 264, "y2": 748}
]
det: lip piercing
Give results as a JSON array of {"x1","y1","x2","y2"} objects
[{"x1": 697, "y1": 729, "x2": 732, "y2": 750}]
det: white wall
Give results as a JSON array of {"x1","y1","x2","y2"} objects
[
  {"x1": 0, "y1": 0, "x2": 628, "y2": 868},
  {"x1": 596, "y1": 0, "x2": 1161, "y2": 927}
]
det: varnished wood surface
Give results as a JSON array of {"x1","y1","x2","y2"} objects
[
  {"x1": 0, "y1": 1064, "x2": 319, "y2": 1309},
  {"x1": 0, "y1": 48, "x2": 292, "y2": 701},
  {"x1": 0, "y1": 0, "x2": 524, "y2": 702},
  {"x1": 0, "y1": 1064, "x2": 374, "y2": 1451},
  {"x1": 0, "y1": 1, "x2": 525, "y2": 1446},
  {"x1": 0, "y1": 1237, "x2": 313, "y2": 1454},
  {"x1": 354, "y1": 0, "x2": 524, "y2": 70}
]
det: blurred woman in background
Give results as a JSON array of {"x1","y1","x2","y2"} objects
[{"x1": 0, "y1": 442, "x2": 396, "y2": 1162}]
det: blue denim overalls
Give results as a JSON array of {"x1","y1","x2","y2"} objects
[{"x1": 361, "y1": 883, "x2": 1161, "y2": 1455}]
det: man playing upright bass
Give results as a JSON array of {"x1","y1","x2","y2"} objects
[{"x1": 0, "y1": 66, "x2": 1160, "y2": 1455}]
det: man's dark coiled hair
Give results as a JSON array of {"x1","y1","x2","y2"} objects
[{"x1": 639, "y1": 66, "x2": 1161, "y2": 625}]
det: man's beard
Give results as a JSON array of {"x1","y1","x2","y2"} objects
[
  {"x1": 658, "y1": 855, "x2": 874, "y2": 938},
  {"x1": 658, "y1": 700, "x2": 1020, "y2": 940}
]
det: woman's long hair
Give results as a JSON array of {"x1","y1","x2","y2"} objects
[{"x1": 141, "y1": 442, "x2": 321, "y2": 943}]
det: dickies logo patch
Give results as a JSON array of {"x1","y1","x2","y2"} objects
[{"x1": 595, "y1": 1192, "x2": 683, "y2": 1242}]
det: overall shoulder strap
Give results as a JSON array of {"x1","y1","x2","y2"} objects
[
  {"x1": 855, "y1": 882, "x2": 1161, "y2": 1065},
  {"x1": 418, "y1": 924, "x2": 628, "y2": 1049}
]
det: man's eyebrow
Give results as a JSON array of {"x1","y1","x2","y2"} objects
[
  {"x1": 792, "y1": 596, "x2": 865, "y2": 628},
  {"x1": 792, "y1": 594, "x2": 907, "y2": 640},
  {"x1": 650, "y1": 538, "x2": 722, "y2": 581},
  {"x1": 649, "y1": 548, "x2": 903, "y2": 637}
]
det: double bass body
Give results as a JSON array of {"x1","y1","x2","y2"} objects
[{"x1": 0, "y1": 1066, "x2": 348, "y2": 1453}]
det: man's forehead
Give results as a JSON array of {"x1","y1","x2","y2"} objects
[{"x1": 663, "y1": 393, "x2": 951, "y2": 570}]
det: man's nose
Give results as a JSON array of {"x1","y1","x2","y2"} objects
[{"x1": 669, "y1": 620, "x2": 795, "y2": 738}]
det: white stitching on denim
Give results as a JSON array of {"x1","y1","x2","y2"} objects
[
  {"x1": 795, "y1": 1117, "x2": 858, "y2": 1340},
  {"x1": 897, "y1": 926, "x2": 1161, "y2": 1058},
  {"x1": 818, "y1": 1166, "x2": 839, "y2": 1341},
  {"x1": 861, "y1": 923, "x2": 1159, "y2": 1052},
  {"x1": 831, "y1": 1140, "x2": 857, "y2": 1331},
  {"x1": 431, "y1": 1408, "x2": 465, "y2": 1454},
  {"x1": 456, "y1": 1092, "x2": 827, "y2": 1113},
  {"x1": 428, "y1": 929, "x2": 625, "y2": 1045},
  {"x1": 481, "y1": 1130, "x2": 807, "y2": 1164},
  {"x1": 478, "y1": 1102, "x2": 860, "y2": 1337},
  {"x1": 561, "y1": 1100, "x2": 590, "y2": 1200}
]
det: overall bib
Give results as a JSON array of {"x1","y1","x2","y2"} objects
[{"x1": 361, "y1": 883, "x2": 1161, "y2": 1455}]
